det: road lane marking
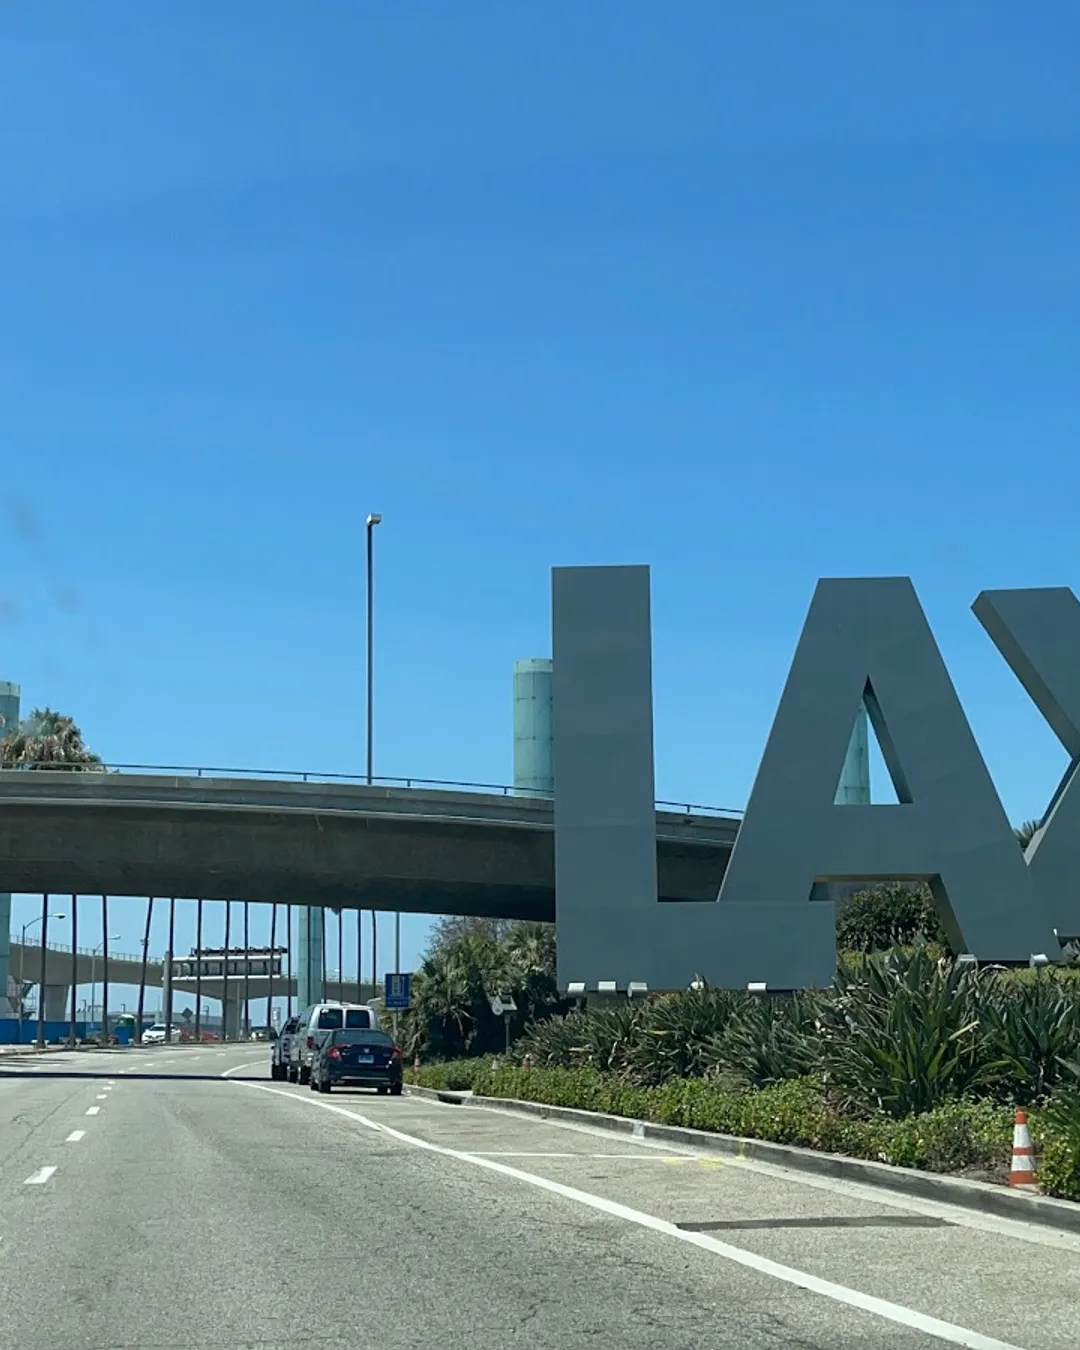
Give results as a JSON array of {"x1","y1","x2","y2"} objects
[
  {"x1": 66, "y1": 1131, "x2": 86, "y2": 1143},
  {"x1": 467, "y1": 1151, "x2": 687, "y2": 1160},
  {"x1": 24, "y1": 1167, "x2": 57, "y2": 1185},
  {"x1": 227, "y1": 1079, "x2": 1025, "y2": 1350},
  {"x1": 85, "y1": 1106, "x2": 100, "y2": 1116},
  {"x1": 220, "y1": 1061, "x2": 265, "y2": 1078},
  {"x1": 460, "y1": 1096, "x2": 1080, "y2": 1255},
  {"x1": 95, "y1": 1094, "x2": 108, "y2": 1099}
]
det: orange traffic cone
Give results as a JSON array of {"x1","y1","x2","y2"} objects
[{"x1": 1009, "y1": 1109, "x2": 1039, "y2": 1192}]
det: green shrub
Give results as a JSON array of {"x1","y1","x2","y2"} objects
[
  {"x1": 407, "y1": 1058, "x2": 489, "y2": 1091},
  {"x1": 837, "y1": 882, "x2": 949, "y2": 954},
  {"x1": 470, "y1": 1065, "x2": 1041, "y2": 1188},
  {"x1": 1035, "y1": 1061, "x2": 1080, "y2": 1200}
]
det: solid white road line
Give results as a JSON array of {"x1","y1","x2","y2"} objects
[
  {"x1": 466, "y1": 1096, "x2": 1080, "y2": 1255},
  {"x1": 467, "y1": 1151, "x2": 684, "y2": 1160},
  {"x1": 227, "y1": 1078, "x2": 1024, "y2": 1350},
  {"x1": 220, "y1": 1061, "x2": 265, "y2": 1078},
  {"x1": 24, "y1": 1167, "x2": 57, "y2": 1185},
  {"x1": 65, "y1": 1131, "x2": 86, "y2": 1143},
  {"x1": 85, "y1": 1106, "x2": 100, "y2": 1116}
]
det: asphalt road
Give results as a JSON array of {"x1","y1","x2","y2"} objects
[{"x1": 1, "y1": 1044, "x2": 1078, "y2": 1350}]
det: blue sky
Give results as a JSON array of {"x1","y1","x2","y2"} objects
[{"x1": 2, "y1": 2, "x2": 1078, "y2": 1014}]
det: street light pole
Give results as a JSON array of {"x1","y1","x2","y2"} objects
[
  {"x1": 68, "y1": 896, "x2": 77, "y2": 1048},
  {"x1": 165, "y1": 898, "x2": 176, "y2": 1041},
  {"x1": 36, "y1": 896, "x2": 49, "y2": 1049},
  {"x1": 88, "y1": 933, "x2": 120, "y2": 1041},
  {"x1": 366, "y1": 512, "x2": 380, "y2": 787},
  {"x1": 366, "y1": 511, "x2": 382, "y2": 1007},
  {"x1": 20, "y1": 905, "x2": 66, "y2": 1047}
]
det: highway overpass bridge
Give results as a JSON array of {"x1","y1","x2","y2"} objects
[
  {"x1": 0, "y1": 766, "x2": 740, "y2": 919},
  {"x1": 6, "y1": 932, "x2": 371, "y2": 1021}
]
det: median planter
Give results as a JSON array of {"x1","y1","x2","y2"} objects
[{"x1": 406, "y1": 1061, "x2": 1080, "y2": 1204}]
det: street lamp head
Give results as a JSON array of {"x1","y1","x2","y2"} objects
[
  {"x1": 52, "y1": 912, "x2": 66, "y2": 920},
  {"x1": 366, "y1": 513, "x2": 382, "y2": 528}
]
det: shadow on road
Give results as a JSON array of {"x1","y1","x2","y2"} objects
[{"x1": 0, "y1": 1069, "x2": 269, "y2": 1083}]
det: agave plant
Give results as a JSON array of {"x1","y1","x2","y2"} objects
[
  {"x1": 515, "y1": 1003, "x2": 646, "y2": 1073},
  {"x1": 815, "y1": 948, "x2": 1008, "y2": 1117},
  {"x1": 978, "y1": 978, "x2": 1080, "y2": 1105},
  {"x1": 624, "y1": 988, "x2": 743, "y2": 1086},
  {"x1": 706, "y1": 992, "x2": 822, "y2": 1089}
]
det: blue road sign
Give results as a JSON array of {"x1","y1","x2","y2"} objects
[{"x1": 384, "y1": 973, "x2": 411, "y2": 1010}]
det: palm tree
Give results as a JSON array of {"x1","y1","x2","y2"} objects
[
  {"x1": 1016, "y1": 820, "x2": 1042, "y2": 851},
  {"x1": 0, "y1": 707, "x2": 104, "y2": 770}
]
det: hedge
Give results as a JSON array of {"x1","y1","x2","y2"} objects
[{"x1": 406, "y1": 1061, "x2": 1080, "y2": 1202}]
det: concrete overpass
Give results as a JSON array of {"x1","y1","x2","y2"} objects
[
  {"x1": 7, "y1": 931, "x2": 375, "y2": 1024},
  {"x1": 0, "y1": 767, "x2": 740, "y2": 918},
  {"x1": 6, "y1": 937, "x2": 340, "y2": 1014}
]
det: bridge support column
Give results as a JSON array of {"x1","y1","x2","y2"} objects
[
  {"x1": 297, "y1": 907, "x2": 324, "y2": 1009},
  {"x1": 162, "y1": 951, "x2": 174, "y2": 1036},
  {"x1": 43, "y1": 985, "x2": 69, "y2": 1020},
  {"x1": 0, "y1": 681, "x2": 20, "y2": 1017},
  {"x1": 223, "y1": 996, "x2": 241, "y2": 1041}
]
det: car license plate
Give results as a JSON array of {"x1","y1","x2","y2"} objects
[{"x1": 356, "y1": 1053, "x2": 374, "y2": 1063}]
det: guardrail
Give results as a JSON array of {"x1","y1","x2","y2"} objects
[
  {"x1": 8, "y1": 938, "x2": 148, "y2": 964},
  {"x1": 0, "y1": 762, "x2": 744, "y2": 818}
]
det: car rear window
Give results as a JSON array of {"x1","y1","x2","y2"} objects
[
  {"x1": 344, "y1": 1008, "x2": 372, "y2": 1028},
  {"x1": 332, "y1": 1029, "x2": 392, "y2": 1046},
  {"x1": 317, "y1": 1008, "x2": 344, "y2": 1029}
]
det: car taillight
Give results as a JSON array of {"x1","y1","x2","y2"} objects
[
  {"x1": 328, "y1": 1046, "x2": 342, "y2": 1059},
  {"x1": 390, "y1": 1046, "x2": 402, "y2": 1060}
]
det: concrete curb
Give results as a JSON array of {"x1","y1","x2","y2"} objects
[{"x1": 405, "y1": 1084, "x2": 1080, "y2": 1236}]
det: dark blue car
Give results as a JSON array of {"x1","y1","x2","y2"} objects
[{"x1": 310, "y1": 1028, "x2": 404, "y2": 1095}]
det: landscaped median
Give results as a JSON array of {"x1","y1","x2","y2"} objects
[
  {"x1": 405, "y1": 1060, "x2": 1080, "y2": 1204},
  {"x1": 402, "y1": 946, "x2": 1080, "y2": 1211}
]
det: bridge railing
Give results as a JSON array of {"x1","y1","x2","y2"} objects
[
  {"x1": 0, "y1": 762, "x2": 743, "y2": 817},
  {"x1": 8, "y1": 937, "x2": 147, "y2": 964}
]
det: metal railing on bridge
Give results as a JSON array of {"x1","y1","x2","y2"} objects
[
  {"x1": 0, "y1": 761, "x2": 744, "y2": 818},
  {"x1": 8, "y1": 937, "x2": 148, "y2": 965}
]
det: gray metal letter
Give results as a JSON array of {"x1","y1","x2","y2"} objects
[
  {"x1": 718, "y1": 577, "x2": 1059, "y2": 962},
  {"x1": 552, "y1": 565, "x2": 836, "y2": 992},
  {"x1": 973, "y1": 587, "x2": 1080, "y2": 939}
]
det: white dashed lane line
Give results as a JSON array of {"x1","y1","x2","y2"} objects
[
  {"x1": 65, "y1": 1131, "x2": 85, "y2": 1143},
  {"x1": 24, "y1": 1167, "x2": 57, "y2": 1185},
  {"x1": 85, "y1": 1106, "x2": 100, "y2": 1116}
]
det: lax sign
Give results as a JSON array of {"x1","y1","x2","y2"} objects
[{"x1": 551, "y1": 569, "x2": 1077, "y2": 992}]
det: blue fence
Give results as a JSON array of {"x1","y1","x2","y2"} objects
[{"x1": 0, "y1": 1018, "x2": 91, "y2": 1045}]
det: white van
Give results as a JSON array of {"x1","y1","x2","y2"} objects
[{"x1": 286, "y1": 1003, "x2": 379, "y2": 1084}]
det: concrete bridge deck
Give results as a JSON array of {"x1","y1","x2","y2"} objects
[{"x1": 0, "y1": 768, "x2": 740, "y2": 919}]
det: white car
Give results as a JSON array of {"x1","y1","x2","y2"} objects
[{"x1": 141, "y1": 1024, "x2": 182, "y2": 1045}]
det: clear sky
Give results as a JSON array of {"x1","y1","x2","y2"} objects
[{"x1": 2, "y1": 2, "x2": 1078, "y2": 1015}]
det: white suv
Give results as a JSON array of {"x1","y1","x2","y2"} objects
[{"x1": 287, "y1": 1003, "x2": 379, "y2": 1084}]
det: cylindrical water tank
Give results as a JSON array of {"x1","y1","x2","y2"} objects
[
  {"x1": 836, "y1": 705, "x2": 871, "y2": 805},
  {"x1": 0, "y1": 681, "x2": 19, "y2": 742},
  {"x1": 0, "y1": 682, "x2": 18, "y2": 1014},
  {"x1": 513, "y1": 659, "x2": 553, "y2": 796}
]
